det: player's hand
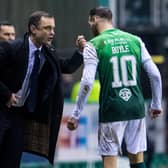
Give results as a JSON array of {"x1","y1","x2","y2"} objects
[
  {"x1": 149, "y1": 108, "x2": 162, "y2": 119},
  {"x1": 67, "y1": 117, "x2": 79, "y2": 131},
  {"x1": 76, "y1": 35, "x2": 86, "y2": 52}
]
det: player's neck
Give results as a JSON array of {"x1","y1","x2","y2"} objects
[{"x1": 98, "y1": 22, "x2": 113, "y2": 34}]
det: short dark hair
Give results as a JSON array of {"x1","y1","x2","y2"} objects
[
  {"x1": 0, "y1": 21, "x2": 14, "y2": 31},
  {"x1": 28, "y1": 11, "x2": 53, "y2": 34},
  {"x1": 89, "y1": 7, "x2": 112, "y2": 20}
]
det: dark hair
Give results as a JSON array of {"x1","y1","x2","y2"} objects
[
  {"x1": 0, "y1": 21, "x2": 14, "y2": 26},
  {"x1": 0, "y1": 21, "x2": 14, "y2": 31},
  {"x1": 28, "y1": 11, "x2": 53, "y2": 34},
  {"x1": 89, "y1": 7, "x2": 112, "y2": 20}
]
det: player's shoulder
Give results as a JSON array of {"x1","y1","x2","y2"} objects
[
  {"x1": 90, "y1": 34, "x2": 103, "y2": 44},
  {"x1": 120, "y1": 29, "x2": 141, "y2": 43},
  {"x1": 89, "y1": 33, "x2": 108, "y2": 50}
]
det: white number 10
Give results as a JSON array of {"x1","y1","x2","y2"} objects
[{"x1": 110, "y1": 55, "x2": 137, "y2": 88}]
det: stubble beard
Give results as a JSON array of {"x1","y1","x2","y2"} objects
[{"x1": 92, "y1": 23, "x2": 99, "y2": 37}]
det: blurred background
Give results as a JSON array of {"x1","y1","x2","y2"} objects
[{"x1": 0, "y1": 0, "x2": 168, "y2": 167}]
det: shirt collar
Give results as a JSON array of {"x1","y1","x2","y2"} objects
[{"x1": 28, "y1": 37, "x2": 42, "y2": 57}]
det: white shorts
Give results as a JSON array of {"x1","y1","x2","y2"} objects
[{"x1": 98, "y1": 118, "x2": 147, "y2": 156}]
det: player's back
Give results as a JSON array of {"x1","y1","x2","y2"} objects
[{"x1": 90, "y1": 28, "x2": 145, "y2": 122}]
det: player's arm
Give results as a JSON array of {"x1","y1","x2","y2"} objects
[
  {"x1": 140, "y1": 39, "x2": 162, "y2": 118},
  {"x1": 67, "y1": 43, "x2": 99, "y2": 130}
]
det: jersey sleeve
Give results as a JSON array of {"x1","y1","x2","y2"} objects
[
  {"x1": 139, "y1": 38, "x2": 152, "y2": 64},
  {"x1": 71, "y1": 43, "x2": 99, "y2": 119},
  {"x1": 140, "y1": 39, "x2": 162, "y2": 110}
]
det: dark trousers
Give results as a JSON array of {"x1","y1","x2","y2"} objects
[{"x1": 0, "y1": 107, "x2": 25, "y2": 168}]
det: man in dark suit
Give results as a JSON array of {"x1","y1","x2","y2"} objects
[{"x1": 0, "y1": 11, "x2": 85, "y2": 168}]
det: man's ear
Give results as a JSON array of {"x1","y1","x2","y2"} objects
[
  {"x1": 94, "y1": 16, "x2": 101, "y2": 22},
  {"x1": 30, "y1": 25, "x2": 37, "y2": 34}
]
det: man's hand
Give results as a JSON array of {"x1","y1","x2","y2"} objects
[
  {"x1": 6, "y1": 93, "x2": 20, "y2": 108},
  {"x1": 76, "y1": 35, "x2": 86, "y2": 52},
  {"x1": 67, "y1": 117, "x2": 79, "y2": 131},
  {"x1": 149, "y1": 108, "x2": 162, "y2": 119}
]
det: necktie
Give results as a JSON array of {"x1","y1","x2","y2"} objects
[{"x1": 27, "y1": 49, "x2": 40, "y2": 112}]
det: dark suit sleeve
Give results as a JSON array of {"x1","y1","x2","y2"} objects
[
  {"x1": 0, "y1": 82, "x2": 12, "y2": 103},
  {"x1": 0, "y1": 42, "x2": 12, "y2": 103},
  {"x1": 59, "y1": 50, "x2": 83, "y2": 73}
]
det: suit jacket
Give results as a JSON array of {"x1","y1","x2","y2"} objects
[{"x1": 0, "y1": 34, "x2": 83, "y2": 164}]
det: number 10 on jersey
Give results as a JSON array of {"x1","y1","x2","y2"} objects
[{"x1": 110, "y1": 55, "x2": 137, "y2": 88}]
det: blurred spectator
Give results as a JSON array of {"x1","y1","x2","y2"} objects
[{"x1": 0, "y1": 21, "x2": 16, "y2": 41}]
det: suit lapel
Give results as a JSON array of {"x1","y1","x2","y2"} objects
[
  {"x1": 9, "y1": 36, "x2": 29, "y2": 90},
  {"x1": 21, "y1": 36, "x2": 29, "y2": 82},
  {"x1": 38, "y1": 46, "x2": 58, "y2": 103}
]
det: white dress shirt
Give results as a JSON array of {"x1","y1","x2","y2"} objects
[{"x1": 13, "y1": 38, "x2": 44, "y2": 107}]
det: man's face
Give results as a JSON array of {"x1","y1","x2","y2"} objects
[
  {"x1": 0, "y1": 25, "x2": 16, "y2": 41},
  {"x1": 88, "y1": 15, "x2": 100, "y2": 36},
  {"x1": 31, "y1": 16, "x2": 55, "y2": 46}
]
